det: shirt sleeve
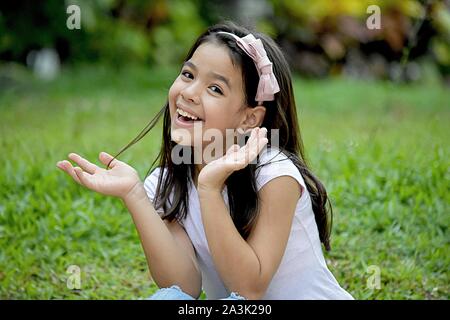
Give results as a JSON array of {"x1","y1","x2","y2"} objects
[
  {"x1": 143, "y1": 167, "x2": 161, "y2": 205},
  {"x1": 256, "y1": 147, "x2": 306, "y2": 195}
]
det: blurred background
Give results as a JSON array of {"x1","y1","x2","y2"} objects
[
  {"x1": 1, "y1": 0, "x2": 449, "y2": 82},
  {"x1": 0, "y1": 0, "x2": 448, "y2": 299}
]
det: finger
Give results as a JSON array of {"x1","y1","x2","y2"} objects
[
  {"x1": 253, "y1": 127, "x2": 268, "y2": 156},
  {"x1": 259, "y1": 127, "x2": 268, "y2": 138},
  {"x1": 68, "y1": 153, "x2": 98, "y2": 174},
  {"x1": 257, "y1": 127, "x2": 269, "y2": 151},
  {"x1": 241, "y1": 128, "x2": 259, "y2": 158},
  {"x1": 237, "y1": 127, "x2": 257, "y2": 152},
  {"x1": 245, "y1": 128, "x2": 268, "y2": 163},
  {"x1": 225, "y1": 144, "x2": 240, "y2": 156},
  {"x1": 99, "y1": 151, "x2": 120, "y2": 168},
  {"x1": 56, "y1": 160, "x2": 82, "y2": 184},
  {"x1": 229, "y1": 130, "x2": 256, "y2": 166},
  {"x1": 225, "y1": 144, "x2": 241, "y2": 163},
  {"x1": 73, "y1": 167, "x2": 96, "y2": 190},
  {"x1": 226, "y1": 128, "x2": 262, "y2": 168}
]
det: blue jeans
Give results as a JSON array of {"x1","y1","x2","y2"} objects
[{"x1": 148, "y1": 285, "x2": 246, "y2": 300}]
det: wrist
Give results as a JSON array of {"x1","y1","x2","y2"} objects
[
  {"x1": 197, "y1": 184, "x2": 224, "y2": 197},
  {"x1": 122, "y1": 180, "x2": 147, "y2": 205},
  {"x1": 197, "y1": 177, "x2": 227, "y2": 194}
]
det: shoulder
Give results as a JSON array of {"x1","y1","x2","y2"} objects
[
  {"x1": 144, "y1": 167, "x2": 163, "y2": 186},
  {"x1": 143, "y1": 167, "x2": 166, "y2": 202},
  {"x1": 256, "y1": 146, "x2": 306, "y2": 194}
]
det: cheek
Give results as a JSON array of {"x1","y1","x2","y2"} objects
[
  {"x1": 168, "y1": 78, "x2": 182, "y2": 108},
  {"x1": 204, "y1": 102, "x2": 242, "y2": 128}
]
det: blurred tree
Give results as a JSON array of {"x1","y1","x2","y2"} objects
[
  {"x1": 0, "y1": 0, "x2": 90, "y2": 63},
  {"x1": 0, "y1": 0, "x2": 204, "y2": 66},
  {"x1": 0, "y1": 0, "x2": 447, "y2": 82},
  {"x1": 266, "y1": 0, "x2": 447, "y2": 82},
  {"x1": 149, "y1": 0, "x2": 205, "y2": 65},
  {"x1": 430, "y1": 0, "x2": 450, "y2": 79}
]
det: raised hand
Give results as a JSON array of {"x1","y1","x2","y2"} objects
[
  {"x1": 56, "y1": 152, "x2": 141, "y2": 199},
  {"x1": 197, "y1": 127, "x2": 268, "y2": 191}
]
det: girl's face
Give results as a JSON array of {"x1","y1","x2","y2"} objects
[{"x1": 168, "y1": 42, "x2": 247, "y2": 150}]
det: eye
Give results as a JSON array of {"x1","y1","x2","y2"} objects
[
  {"x1": 181, "y1": 70, "x2": 193, "y2": 79},
  {"x1": 209, "y1": 85, "x2": 223, "y2": 95}
]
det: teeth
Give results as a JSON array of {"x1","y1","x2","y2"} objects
[{"x1": 176, "y1": 108, "x2": 199, "y2": 120}]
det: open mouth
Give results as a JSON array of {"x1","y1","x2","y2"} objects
[{"x1": 176, "y1": 107, "x2": 203, "y2": 122}]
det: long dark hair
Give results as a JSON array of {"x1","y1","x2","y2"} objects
[{"x1": 111, "y1": 21, "x2": 333, "y2": 251}]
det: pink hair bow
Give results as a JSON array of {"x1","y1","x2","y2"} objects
[{"x1": 217, "y1": 32, "x2": 280, "y2": 104}]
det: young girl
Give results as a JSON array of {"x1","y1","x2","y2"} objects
[{"x1": 57, "y1": 22, "x2": 353, "y2": 300}]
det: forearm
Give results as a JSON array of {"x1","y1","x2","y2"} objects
[
  {"x1": 197, "y1": 187, "x2": 264, "y2": 298},
  {"x1": 122, "y1": 182, "x2": 201, "y2": 297}
]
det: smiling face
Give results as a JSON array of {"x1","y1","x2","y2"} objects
[{"x1": 168, "y1": 42, "x2": 247, "y2": 149}]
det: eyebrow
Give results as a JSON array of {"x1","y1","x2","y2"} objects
[{"x1": 183, "y1": 61, "x2": 231, "y2": 90}]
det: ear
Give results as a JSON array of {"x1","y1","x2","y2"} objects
[{"x1": 240, "y1": 106, "x2": 266, "y2": 130}]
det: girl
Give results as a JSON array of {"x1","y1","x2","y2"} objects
[{"x1": 57, "y1": 22, "x2": 353, "y2": 300}]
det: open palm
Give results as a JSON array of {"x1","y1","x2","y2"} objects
[{"x1": 56, "y1": 152, "x2": 140, "y2": 199}]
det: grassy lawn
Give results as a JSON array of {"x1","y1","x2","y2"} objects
[{"x1": 0, "y1": 65, "x2": 448, "y2": 299}]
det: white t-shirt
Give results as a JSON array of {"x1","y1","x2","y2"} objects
[{"x1": 144, "y1": 147, "x2": 354, "y2": 300}]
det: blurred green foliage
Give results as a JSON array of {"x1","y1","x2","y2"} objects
[
  {"x1": 0, "y1": 0, "x2": 205, "y2": 66},
  {"x1": 0, "y1": 0, "x2": 449, "y2": 80}
]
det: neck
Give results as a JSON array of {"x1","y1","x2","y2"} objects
[
  {"x1": 192, "y1": 146, "x2": 205, "y2": 187},
  {"x1": 193, "y1": 164, "x2": 204, "y2": 187}
]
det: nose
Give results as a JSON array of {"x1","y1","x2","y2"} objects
[{"x1": 180, "y1": 82, "x2": 201, "y2": 105}]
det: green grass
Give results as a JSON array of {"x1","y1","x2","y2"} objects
[{"x1": 0, "y1": 65, "x2": 448, "y2": 299}]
